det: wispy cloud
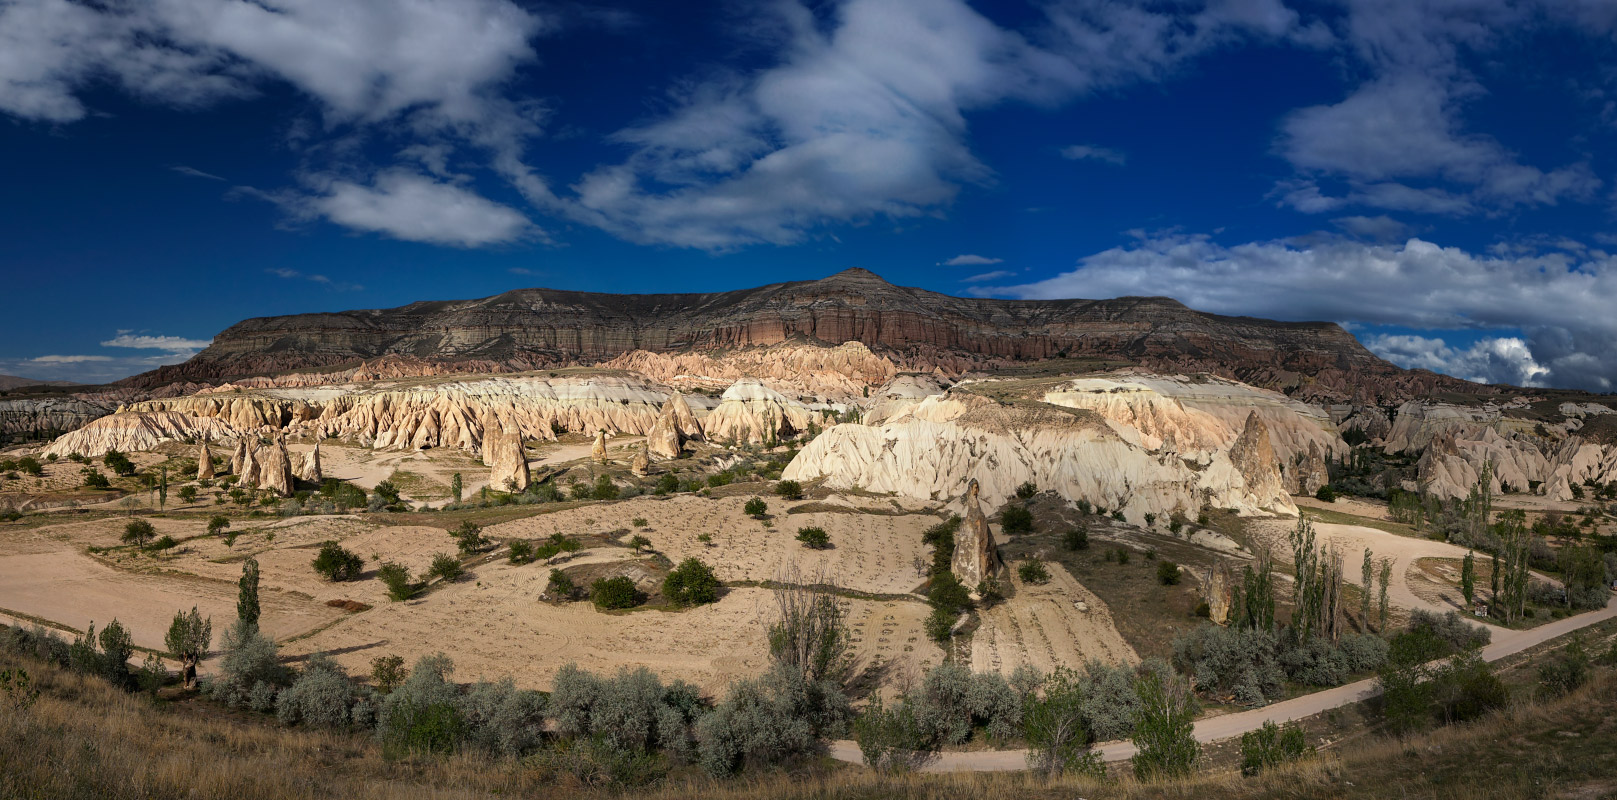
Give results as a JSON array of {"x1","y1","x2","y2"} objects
[
  {"x1": 264, "y1": 268, "x2": 363, "y2": 292},
  {"x1": 508, "y1": 267, "x2": 538, "y2": 276},
  {"x1": 940, "y1": 254, "x2": 1004, "y2": 267},
  {"x1": 961, "y1": 269, "x2": 1015, "y2": 282},
  {"x1": 1059, "y1": 144, "x2": 1126, "y2": 165},
  {"x1": 30, "y1": 354, "x2": 112, "y2": 363},
  {"x1": 100, "y1": 334, "x2": 210, "y2": 352},
  {"x1": 170, "y1": 165, "x2": 224, "y2": 181}
]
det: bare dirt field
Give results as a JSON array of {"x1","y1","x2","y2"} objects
[
  {"x1": 970, "y1": 560, "x2": 1136, "y2": 677},
  {"x1": 486, "y1": 494, "x2": 938, "y2": 596}
]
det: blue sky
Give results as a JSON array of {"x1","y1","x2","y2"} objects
[{"x1": 2, "y1": 0, "x2": 1616, "y2": 391}]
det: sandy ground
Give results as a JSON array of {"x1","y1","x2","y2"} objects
[
  {"x1": 970, "y1": 561, "x2": 1137, "y2": 677},
  {"x1": 0, "y1": 516, "x2": 343, "y2": 652},
  {"x1": 485, "y1": 494, "x2": 937, "y2": 595},
  {"x1": 1248, "y1": 517, "x2": 1478, "y2": 618}
]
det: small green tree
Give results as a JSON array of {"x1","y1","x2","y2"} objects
[
  {"x1": 1156, "y1": 560, "x2": 1182, "y2": 585},
  {"x1": 796, "y1": 526, "x2": 830, "y2": 549},
  {"x1": 663, "y1": 558, "x2": 720, "y2": 606},
  {"x1": 178, "y1": 485, "x2": 197, "y2": 504},
  {"x1": 1015, "y1": 481, "x2": 1038, "y2": 499},
  {"x1": 591, "y1": 575, "x2": 639, "y2": 609},
  {"x1": 774, "y1": 480, "x2": 804, "y2": 501},
  {"x1": 370, "y1": 654, "x2": 407, "y2": 694},
  {"x1": 853, "y1": 692, "x2": 939, "y2": 774},
  {"x1": 450, "y1": 473, "x2": 463, "y2": 504},
  {"x1": 1378, "y1": 557, "x2": 1392, "y2": 631},
  {"x1": 590, "y1": 474, "x2": 619, "y2": 500},
  {"x1": 628, "y1": 534, "x2": 651, "y2": 554},
  {"x1": 547, "y1": 569, "x2": 576, "y2": 600},
  {"x1": 1023, "y1": 666, "x2": 1098, "y2": 778},
  {"x1": 1361, "y1": 548, "x2": 1374, "y2": 624},
  {"x1": 744, "y1": 497, "x2": 768, "y2": 517},
  {"x1": 158, "y1": 466, "x2": 168, "y2": 509},
  {"x1": 238, "y1": 558, "x2": 261, "y2": 627},
  {"x1": 312, "y1": 540, "x2": 365, "y2": 581},
  {"x1": 507, "y1": 540, "x2": 535, "y2": 564},
  {"x1": 97, "y1": 619, "x2": 136, "y2": 689},
  {"x1": 1239, "y1": 720, "x2": 1313, "y2": 776},
  {"x1": 82, "y1": 468, "x2": 110, "y2": 489},
  {"x1": 1063, "y1": 526, "x2": 1089, "y2": 551},
  {"x1": 449, "y1": 521, "x2": 491, "y2": 555},
  {"x1": 1131, "y1": 670, "x2": 1200, "y2": 781},
  {"x1": 122, "y1": 519, "x2": 155, "y2": 548},
  {"x1": 164, "y1": 606, "x2": 212, "y2": 688},
  {"x1": 427, "y1": 553, "x2": 463, "y2": 583},
  {"x1": 104, "y1": 449, "x2": 136, "y2": 477},
  {"x1": 1460, "y1": 550, "x2": 1476, "y2": 607},
  {"x1": 378, "y1": 562, "x2": 414, "y2": 601},
  {"x1": 1001, "y1": 505, "x2": 1034, "y2": 534},
  {"x1": 1019, "y1": 559, "x2": 1051, "y2": 585}
]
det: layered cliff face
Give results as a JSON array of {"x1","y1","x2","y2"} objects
[
  {"x1": 781, "y1": 385, "x2": 1299, "y2": 524},
  {"x1": 0, "y1": 396, "x2": 116, "y2": 437},
  {"x1": 125, "y1": 269, "x2": 1468, "y2": 405}
]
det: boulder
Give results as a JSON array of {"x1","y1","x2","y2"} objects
[
  {"x1": 488, "y1": 425, "x2": 530, "y2": 493},
  {"x1": 951, "y1": 479, "x2": 1002, "y2": 594},
  {"x1": 297, "y1": 440, "x2": 323, "y2": 484},
  {"x1": 196, "y1": 441, "x2": 215, "y2": 481},
  {"x1": 631, "y1": 446, "x2": 651, "y2": 477}
]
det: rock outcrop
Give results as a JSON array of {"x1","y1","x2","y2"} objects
[
  {"x1": 952, "y1": 480, "x2": 1001, "y2": 593},
  {"x1": 40, "y1": 411, "x2": 237, "y2": 459},
  {"x1": 132, "y1": 268, "x2": 1481, "y2": 405},
  {"x1": 647, "y1": 403, "x2": 684, "y2": 460},
  {"x1": 0, "y1": 395, "x2": 116, "y2": 439},
  {"x1": 702, "y1": 380, "x2": 815, "y2": 445},
  {"x1": 257, "y1": 438, "x2": 295, "y2": 497},
  {"x1": 1290, "y1": 440, "x2": 1329, "y2": 496},
  {"x1": 238, "y1": 440, "x2": 261, "y2": 488},
  {"x1": 230, "y1": 437, "x2": 248, "y2": 475},
  {"x1": 487, "y1": 425, "x2": 530, "y2": 493},
  {"x1": 1204, "y1": 562, "x2": 1233, "y2": 626},
  {"x1": 298, "y1": 440, "x2": 323, "y2": 483},
  {"x1": 1228, "y1": 412, "x2": 1288, "y2": 511},
  {"x1": 782, "y1": 387, "x2": 1298, "y2": 523},
  {"x1": 631, "y1": 446, "x2": 650, "y2": 477},
  {"x1": 591, "y1": 429, "x2": 607, "y2": 461},
  {"x1": 196, "y1": 441, "x2": 215, "y2": 480}
]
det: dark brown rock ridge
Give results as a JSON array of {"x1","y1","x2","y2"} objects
[{"x1": 127, "y1": 268, "x2": 1488, "y2": 404}]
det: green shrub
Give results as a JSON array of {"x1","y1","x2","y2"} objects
[
  {"x1": 927, "y1": 572, "x2": 972, "y2": 615},
  {"x1": 1023, "y1": 666, "x2": 1101, "y2": 778},
  {"x1": 744, "y1": 497, "x2": 768, "y2": 517},
  {"x1": 1117, "y1": 548, "x2": 1131, "y2": 565},
  {"x1": 1001, "y1": 505, "x2": 1034, "y2": 534},
  {"x1": 1019, "y1": 559, "x2": 1051, "y2": 585},
  {"x1": 508, "y1": 540, "x2": 535, "y2": 564},
  {"x1": 547, "y1": 569, "x2": 576, "y2": 600},
  {"x1": 1131, "y1": 670, "x2": 1200, "y2": 781},
  {"x1": 853, "y1": 692, "x2": 938, "y2": 774},
  {"x1": 1156, "y1": 560, "x2": 1182, "y2": 585},
  {"x1": 312, "y1": 540, "x2": 364, "y2": 582},
  {"x1": 591, "y1": 475, "x2": 620, "y2": 501},
  {"x1": 774, "y1": 480, "x2": 804, "y2": 501},
  {"x1": 1063, "y1": 526, "x2": 1089, "y2": 551},
  {"x1": 378, "y1": 654, "x2": 463, "y2": 756},
  {"x1": 450, "y1": 521, "x2": 492, "y2": 555},
  {"x1": 663, "y1": 558, "x2": 720, "y2": 607},
  {"x1": 628, "y1": 534, "x2": 651, "y2": 554},
  {"x1": 1538, "y1": 634, "x2": 1591, "y2": 699},
  {"x1": 1239, "y1": 720, "x2": 1312, "y2": 776},
  {"x1": 121, "y1": 519, "x2": 155, "y2": 548},
  {"x1": 1314, "y1": 485, "x2": 1337, "y2": 502},
  {"x1": 427, "y1": 553, "x2": 464, "y2": 583},
  {"x1": 370, "y1": 654, "x2": 408, "y2": 694},
  {"x1": 795, "y1": 526, "x2": 830, "y2": 549},
  {"x1": 276, "y1": 654, "x2": 357, "y2": 729},
  {"x1": 82, "y1": 468, "x2": 110, "y2": 489},
  {"x1": 377, "y1": 562, "x2": 414, "y2": 601},
  {"x1": 592, "y1": 576, "x2": 640, "y2": 610},
  {"x1": 924, "y1": 606, "x2": 957, "y2": 643},
  {"x1": 148, "y1": 535, "x2": 177, "y2": 553},
  {"x1": 103, "y1": 450, "x2": 135, "y2": 477},
  {"x1": 1015, "y1": 481, "x2": 1037, "y2": 499}
]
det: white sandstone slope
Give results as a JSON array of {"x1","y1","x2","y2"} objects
[
  {"x1": 42, "y1": 411, "x2": 238, "y2": 458},
  {"x1": 782, "y1": 389, "x2": 1297, "y2": 523},
  {"x1": 701, "y1": 380, "x2": 817, "y2": 445},
  {"x1": 864, "y1": 374, "x2": 951, "y2": 426}
]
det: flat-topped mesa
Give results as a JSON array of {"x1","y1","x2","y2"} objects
[
  {"x1": 952, "y1": 479, "x2": 1002, "y2": 594},
  {"x1": 126, "y1": 268, "x2": 1483, "y2": 405}
]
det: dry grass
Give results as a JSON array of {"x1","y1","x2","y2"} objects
[{"x1": 7, "y1": 637, "x2": 1615, "y2": 800}]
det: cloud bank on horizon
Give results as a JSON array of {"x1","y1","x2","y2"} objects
[{"x1": 1, "y1": 0, "x2": 1616, "y2": 390}]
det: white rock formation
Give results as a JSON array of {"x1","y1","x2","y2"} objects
[
  {"x1": 864, "y1": 374, "x2": 951, "y2": 425},
  {"x1": 631, "y1": 446, "x2": 650, "y2": 477},
  {"x1": 196, "y1": 441, "x2": 215, "y2": 481},
  {"x1": 257, "y1": 438, "x2": 296, "y2": 497},
  {"x1": 782, "y1": 389, "x2": 1297, "y2": 524},
  {"x1": 42, "y1": 412, "x2": 238, "y2": 459},
  {"x1": 703, "y1": 380, "x2": 816, "y2": 445},
  {"x1": 952, "y1": 479, "x2": 1001, "y2": 593},
  {"x1": 592, "y1": 429, "x2": 607, "y2": 461},
  {"x1": 297, "y1": 440, "x2": 323, "y2": 484},
  {"x1": 487, "y1": 425, "x2": 530, "y2": 493},
  {"x1": 647, "y1": 403, "x2": 684, "y2": 460}
]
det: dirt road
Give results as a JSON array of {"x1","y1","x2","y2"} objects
[{"x1": 827, "y1": 594, "x2": 1617, "y2": 771}]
